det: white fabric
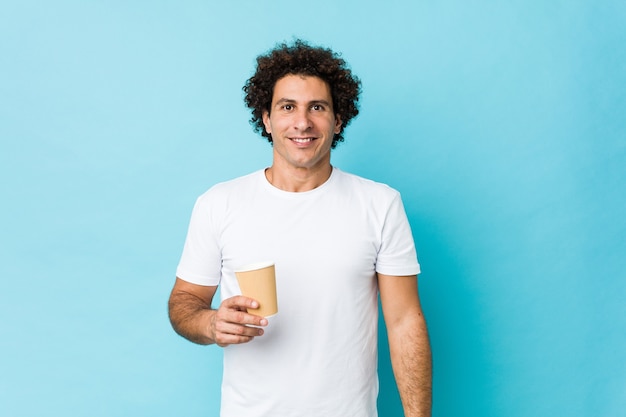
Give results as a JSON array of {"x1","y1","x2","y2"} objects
[{"x1": 176, "y1": 167, "x2": 420, "y2": 417}]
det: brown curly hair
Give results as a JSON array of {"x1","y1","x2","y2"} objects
[{"x1": 243, "y1": 39, "x2": 362, "y2": 149}]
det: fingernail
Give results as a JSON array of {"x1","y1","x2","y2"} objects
[{"x1": 260, "y1": 319, "x2": 268, "y2": 326}]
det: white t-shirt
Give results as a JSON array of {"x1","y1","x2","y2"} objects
[{"x1": 176, "y1": 167, "x2": 420, "y2": 417}]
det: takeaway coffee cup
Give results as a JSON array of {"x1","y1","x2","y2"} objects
[{"x1": 234, "y1": 262, "x2": 278, "y2": 317}]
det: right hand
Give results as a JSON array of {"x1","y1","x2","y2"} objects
[{"x1": 210, "y1": 296, "x2": 268, "y2": 347}]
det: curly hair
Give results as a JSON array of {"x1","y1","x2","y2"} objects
[{"x1": 243, "y1": 39, "x2": 362, "y2": 149}]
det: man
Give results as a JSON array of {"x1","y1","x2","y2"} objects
[{"x1": 169, "y1": 39, "x2": 432, "y2": 416}]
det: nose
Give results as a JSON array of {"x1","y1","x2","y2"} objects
[{"x1": 293, "y1": 108, "x2": 312, "y2": 130}]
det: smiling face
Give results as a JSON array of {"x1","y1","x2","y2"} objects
[{"x1": 262, "y1": 74, "x2": 342, "y2": 175}]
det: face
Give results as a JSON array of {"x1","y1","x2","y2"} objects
[{"x1": 262, "y1": 74, "x2": 342, "y2": 172}]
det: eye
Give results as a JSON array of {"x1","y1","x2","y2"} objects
[
  {"x1": 282, "y1": 104, "x2": 293, "y2": 111},
  {"x1": 311, "y1": 104, "x2": 324, "y2": 111}
]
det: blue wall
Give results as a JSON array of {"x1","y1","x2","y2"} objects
[{"x1": 1, "y1": 1, "x2": 624, "y2": 416}]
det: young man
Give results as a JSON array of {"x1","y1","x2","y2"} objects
[{"x1": 169, "y1": 39, "x2": 432, "y2": 416}]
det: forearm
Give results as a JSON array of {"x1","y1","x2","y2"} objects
[
  {"x1": 168, "y1": 291, "x2": 217, "y2": 345},
  {"x1": 388, "y1": 312, "x2": 432, "y2": 417}
]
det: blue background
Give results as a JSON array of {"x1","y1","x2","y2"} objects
[{"x1": 1, "y1": 1, "x2": 624, "y2": 416}]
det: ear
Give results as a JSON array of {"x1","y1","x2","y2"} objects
[
  {"x1": 334, "y1": 114, "x2": 343, "y2": 134},
  {"x1": 262, "y1": 110, "x2": 272, "y2": 134}
]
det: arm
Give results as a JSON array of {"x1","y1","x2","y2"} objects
[
  {"x1": 168, "y1": 277, "x2": 268, "y2": 346},
  {"x1": 378, "y1": 273, "x2": 432, "y2": 417}
]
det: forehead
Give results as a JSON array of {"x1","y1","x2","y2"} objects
[{"x1": 271, "y1": 74, "x2": 332, "y2": 103}]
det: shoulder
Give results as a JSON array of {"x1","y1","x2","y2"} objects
[
  {"x1": 192, "y1": 170, "x2": 264, "y2": 212},
  {"x1": 198, "y1": 170, "x2": 262, "y2": 198},
  {"x1": 332, "y1": 168, "x2": 401, "y2": 201}
]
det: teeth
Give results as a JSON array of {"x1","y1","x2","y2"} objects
[{"x1": 292, "y1": 138, "x2": 313, "y2": 143}]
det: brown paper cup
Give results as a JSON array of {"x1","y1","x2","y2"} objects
[{"x1": 234, "y1": 262, "x2": 278, "y2": 317}]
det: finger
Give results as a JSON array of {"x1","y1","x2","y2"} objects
[
  {"x1": 215, "y1": 333, "x2": 255, "y2": 347},
  {"x1": 219, "y1": 304, "x2": 268, "y2": 327},
  {"x1": 215, "y1": 320, "x2": 265, "y2": 338},
  {"x1": 214, "y1": 324, "x2": 264, "y2": 347},
  {"x1": 222, "y1": 295, "x2": 261, "y2": 311}
]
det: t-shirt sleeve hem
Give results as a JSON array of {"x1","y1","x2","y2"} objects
[
  {"x1": 375, "y1": 263, "x2": 421, "y2": 277},
  {"x1": 175, "y1": 268, "x2": 221, "y2": 286}
]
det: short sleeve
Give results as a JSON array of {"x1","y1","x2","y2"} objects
[
  {"x1": 375, "y1": 193, "x2": 421, "y2": 276},
  {"x1": 175, "y1": 194, "x2": 223, "y2": 286}
]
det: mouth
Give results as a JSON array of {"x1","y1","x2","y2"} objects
[{"x1": 289, "y1": 137, "x2": 316, "y2": 144}]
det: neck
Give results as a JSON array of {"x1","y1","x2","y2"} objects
[{"x1": 265, "y1": 163, "x2": 333, "y2": 192}]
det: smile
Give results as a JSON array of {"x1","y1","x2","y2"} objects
[{"x1": 290, "y1": 137, "x2": 316, "y2": 143}]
